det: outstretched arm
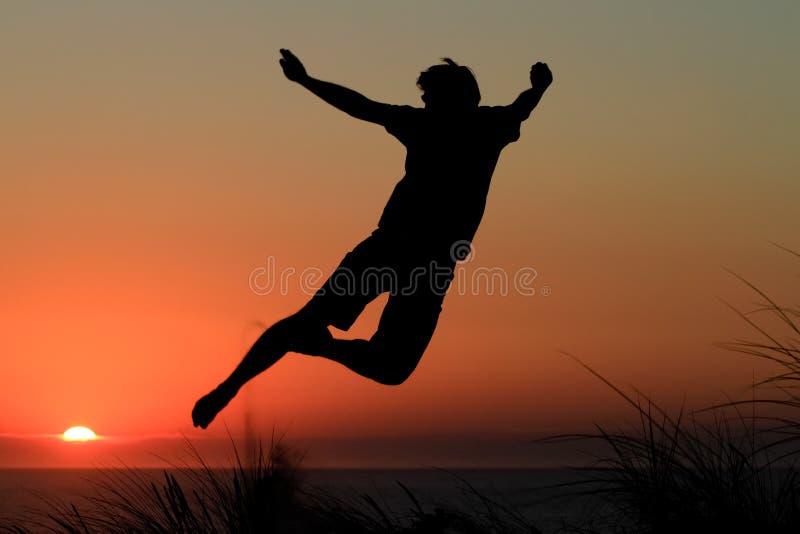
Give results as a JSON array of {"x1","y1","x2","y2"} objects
[
  {"x1": 510, "y1": 62, "x2": 553, "y2": 121},
  {"x1": 279, "y1": 49, "x2": 392, "y2": 124}
]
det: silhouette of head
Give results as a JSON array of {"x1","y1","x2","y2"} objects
[{"x1": 417, "y1": 58, "x2": 480, "y2": 110}]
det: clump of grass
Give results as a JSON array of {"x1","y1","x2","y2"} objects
[
  {"x1": 544, "y1": 360, "x2": 800, "y2": 533},
  {"x1": 543, "y1": 244, "x2": 800, "y2": 533},
  {"x1": 7, "y1": 435, "x2": 305, "y2": 533},
  {"x1": 5, "y1": 435, "x2": 540, "y2": 533}
]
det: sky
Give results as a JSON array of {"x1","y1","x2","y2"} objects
[{"x1": 1, "y1": 1, "x2": 798, "y2": 467}]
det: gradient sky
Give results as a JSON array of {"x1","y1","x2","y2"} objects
[{"x1": 1, "y1": 2, "x2": 798, "y2": 467}]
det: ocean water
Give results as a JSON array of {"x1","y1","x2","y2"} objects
[{"x1": 0, "y1": 468, "x2": 595, "y2": 531}]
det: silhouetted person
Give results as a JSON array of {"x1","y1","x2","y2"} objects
[{"x1": 192, "y1": 49, "x2": 552, "y2": 428}]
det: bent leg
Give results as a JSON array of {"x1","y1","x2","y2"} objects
[
  {"x1": 191, "y1": 308, "x2": 331, "y2": 429},
  {"x1": 315, "y1": 292, "x2": 446, "y2": 385}
]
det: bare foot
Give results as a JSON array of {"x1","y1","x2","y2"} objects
[{"x1": 192, "y1": 386, "x2": 233, "y2": 429}]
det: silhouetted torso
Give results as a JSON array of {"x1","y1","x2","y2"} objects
[{"x1": 378, "y1": 105, "x2": 522, "y2": 249}]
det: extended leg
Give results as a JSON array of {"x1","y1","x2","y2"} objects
[{"x1": 191, "y1": 309, "x2": 331, "y2": 429}]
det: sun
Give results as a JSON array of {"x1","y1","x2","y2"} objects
[{"x1": 62, "y1": 426, "x2": 98, "y2": 442}]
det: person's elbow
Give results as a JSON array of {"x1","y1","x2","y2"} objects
[{"x1": 510, "y1": 103, "x2": 533, "y2": 123}]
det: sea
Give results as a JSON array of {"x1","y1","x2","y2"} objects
[{"x1": 0, "y1": 468, "x2": 598, "y2": 532}]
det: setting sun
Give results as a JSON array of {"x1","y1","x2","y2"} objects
[{"x1": 62, "y1": 426, "x2": 97, "y2": 442}]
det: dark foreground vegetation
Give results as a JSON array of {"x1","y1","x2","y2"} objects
[
  {"x1": 3, "y1": 438, "x2": 537, "y2": 533},
  {"x1": 546, "y1": 245, "x2": 800, "y2": 534}
]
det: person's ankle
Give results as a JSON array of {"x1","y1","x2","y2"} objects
[{"x1": 217, "y1": 381, "x2": 239, "y2": 398}]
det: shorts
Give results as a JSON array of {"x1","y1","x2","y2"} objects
[{"x1": 305, "y1": 229, "x2": 457, "y2": 332}]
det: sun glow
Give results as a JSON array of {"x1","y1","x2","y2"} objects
[{"x1": 62, "y1": 426, "x2": 97, "y2": 442}]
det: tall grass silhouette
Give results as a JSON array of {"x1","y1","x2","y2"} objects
[
  {"x1": 541, "y1": 244, "x2": 800, "y2": 533},
  {"x1": 4, "y1": 436, "x2": 539, "y2": 533},
  {"x1": 6, "y1": 436, "x2": 306, "y2": 533}
]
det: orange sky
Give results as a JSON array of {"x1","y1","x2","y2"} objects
[{"x1": 1, "y1": 2, "x2": 798, "y2": 467}]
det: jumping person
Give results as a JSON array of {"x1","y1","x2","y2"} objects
[{"x1": 192, "y1": 49, "x2": 552, "y2": 429}]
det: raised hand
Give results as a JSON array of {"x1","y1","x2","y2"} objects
[
  {"x1": 279, "y1": 48, "x2": 308, "y2": 83},
  {"x1": 530, "y1": 62, "x2": 553, "y2": 90}
]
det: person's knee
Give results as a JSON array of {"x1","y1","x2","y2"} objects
[
  {"x1": 370, "y1": 343, "x2": 424, "y2": 386},
  {"x1": 375, "y1": 367, "x2": 415, "y2": 386},
  {"x1": 376, "y1": 367, "x2": 414, "y2": 386}
]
